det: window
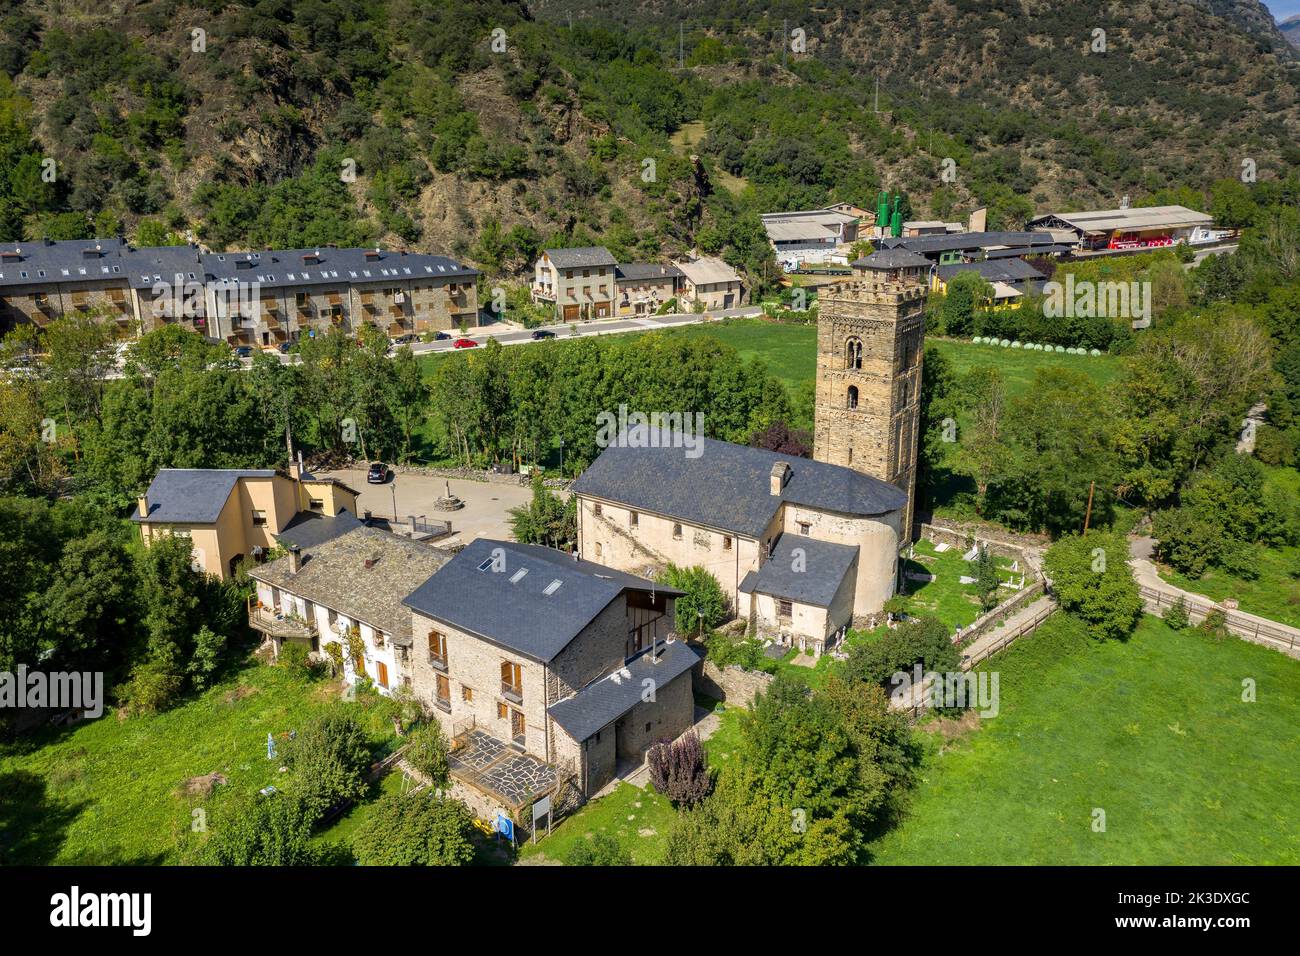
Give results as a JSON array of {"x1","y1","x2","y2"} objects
[
  {"x1": 672, "y1": 522, "x2": 683, "y2": 540},
  {"x1": 501, "y1": 660, "x2": 522, "y2": 700},
  {"x1": 847, "y1": 386, "x2": 859, "y2": 410},
  {"x1": 327, "y1": 608, "x2": 338, "y2": 627},
  {"x1": 846, "y1": 337, "x2": 863, "y2": 370},
  {"x1": 462, "y1": 685, "x2": 474, "y2": 702},
  {"x1": 402, "y1": 676, "x2": 411, "y2": 693},
  {"x1": 376, "y1": 661, "x2": 389, "y2": 689},
  {"x1": 428, "y1": 630, "x2": 447, "y2": 668},
  {"x1": 723, "y1": 535, "x2": 733, "y2": 551},
  {"x1": 629, "y1": 511, "x2": 639, "y2": 528},
  {"x1": 295, "y1": 292, "x2": 310, "y2": 307},
  {"x1": 373, "y1": 630, "x2": 385, "y2": 650},
  {"x1": 497, "y1": 701, "x2": 508, "y2": 720},
  {"x1": 309, "y1": 498, "x2": 324, "y2": 512},
  {"x1": 798, "y1": 522, "x2": 811, "y2": 535},
  {"x1": 251, "y1": 509, "x2": 267, "y2": 527},
  {"x1": 595, "y1": 542, "x2": 603, "y2": 559},
  {"x1": 778, "y1": 599, "x2": 793, "y2": 621},
  {"x1": 593, "y1": 503, "x2": 602, "y2": 517}
]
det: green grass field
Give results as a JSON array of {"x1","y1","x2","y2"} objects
[
  {"x1": 902, "y1": 538, "x2": 1022, "y2": 631},
  {"x1": 0, "y1": 662, "x2": 400, "y2": 865},
  {"x1": 869, "y1": 614, "x2": 1300, "y2": 865}
]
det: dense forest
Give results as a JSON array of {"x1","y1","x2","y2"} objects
[{"x1": 0, "y1": 0, "x2": 1297, "y2": 297}]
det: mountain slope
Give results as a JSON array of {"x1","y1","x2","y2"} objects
[{"x1": 0, "y1": 0, "x2": 1295, "y2": 287}]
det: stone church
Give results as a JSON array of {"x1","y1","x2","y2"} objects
[{"x1": 571, "y1": 249, "x2": 929, "y2": 655}]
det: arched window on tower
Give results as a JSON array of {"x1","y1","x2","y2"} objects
[
  {"x1": 845, "y1": 337, "x2": 863, "y2": 370},
  {"x1": 847, "y1": 385, "x2": 859, "y2": 410}
]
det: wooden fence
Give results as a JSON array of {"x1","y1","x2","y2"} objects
[{"x1": 1139, "y1": 585, "x2": 1300, "y2": 658}]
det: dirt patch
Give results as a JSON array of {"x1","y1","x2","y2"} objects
[
  {"x1": 179, "y1": 772, "x2": 228, "y2": 799},
  {"x1": 930, "y1": 709, "x2": 982, "y2": 746},
  {"x1": 222, "y1": 685, "x2": 258, "y2": 705}
]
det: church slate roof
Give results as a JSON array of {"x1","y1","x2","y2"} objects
[{"x1": 571, "y1": 426, "x2": 908, "y2": 539}]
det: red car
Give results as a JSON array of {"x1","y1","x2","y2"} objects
[{"x1": 452, "y1": 338, "x2": 478, "y2": 349}]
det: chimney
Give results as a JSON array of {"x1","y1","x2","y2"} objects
[
  {"x1": 137, "y1": 494, "x2": 149, "y2": 518},
  {"x1": 363, "y1": 509, "x2": 372, "y2": 523},
  {"x1": 288, "y1": 545, "x2": 302, "y2": 573},
  {"x1": 770, "y1": 462, "x2": 791, "y2": 496}
]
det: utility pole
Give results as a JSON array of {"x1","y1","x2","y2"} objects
[{"x1": 1082, "y1": 480, "x2": 1096, "y2": 534}]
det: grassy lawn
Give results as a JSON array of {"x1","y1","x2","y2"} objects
[
  {"x1": 1155, "y1": 465, "x2": 1300, "y2": 629},
  {"x1": 664, "y1": 319, "x2": 816, "y2": 392},
  {"x1": 901, "y1": 537, "x2": 1023, "y2": 632},
  {"x1": 931, "y1": 337, "x2": 1122, "y2": 397},
  {"x1": 869, "y1": 614, "x2": 1300, "y2": 864},
  {"x1": 0, "y1": 661, "x2": 400, "y2": 865}
]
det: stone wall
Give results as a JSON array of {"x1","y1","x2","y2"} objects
[{"x1": 695, "y1": 660, "x2": 775, "y2": 707}]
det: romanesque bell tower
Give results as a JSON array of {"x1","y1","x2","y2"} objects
[{"x1": 812, "y1": 249, "x2": 929, "y2": 539}]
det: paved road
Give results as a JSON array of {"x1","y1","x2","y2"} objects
[
  {"x1": 404, "y1": 305, "x2": 764, "y2": 356},
  {"x1": 235, "y1": 305, "x2": 763, "y2": 368}
]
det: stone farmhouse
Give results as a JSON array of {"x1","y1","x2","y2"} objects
[
  {"x1": 614, "y1": 261, "x2": 682, "y2": 316},
  {"x1": 0, "y1": 239, "x2": 480, "y2": 345},
  {"x1": 248, "y1": 525, "x2": 451, "y2": 694},
  {"x1": 402, "y1": 539, "x2": 698, "y2": 800},
  {"x1": 531, "y1": 246, "x2": 618, "y2": 321},
  {"x1": 673, "y1": 254, "x2": 744, "y2": 310},
  {"x1": 131, "y1": 459, "x2": 360, "y2": 581},
  {"x1": 570, "y1": 249, "x2": 929, "y2": 656}
]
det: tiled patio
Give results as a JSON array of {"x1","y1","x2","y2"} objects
[{"x1": 449, "y1": 729, "x2": 561, "y2": 810}]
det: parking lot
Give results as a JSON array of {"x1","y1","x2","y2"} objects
[{"x1": 319, "y1": 468, "x2": 541, "y2": 547}]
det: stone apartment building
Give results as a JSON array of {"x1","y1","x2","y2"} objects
[
  {"x1": 0, "y1": 240, "x2": 479, "y2": 345},
  {"x1": 132, "y1": 459, "x2": 360, "y2": 580},
  {"x1": 673, "y1": 255, "x2": 745, "y2": 310},
  {"x1": 614, "y1": 262, "x2": 682, "y2": 315},
  {"x1": 249, "y1": 525, "x2": 451, "y2": 694},
  {"x1": 0, "y1": 239, "x2": 138, "y2": 337},
  {"x1": 402, "y1": 538, "x2": 699, "y2": 798},
  {"x1": 531, "y1": 247, "x2": 618, "y2": 321}
]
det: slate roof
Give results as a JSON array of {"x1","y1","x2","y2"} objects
[
  {"x1": 0, "y1": 239, "x2": 129, "y2": 289},
  {"x1": 879, "y1": 231, "x2": 1059, "y2": 256},
  {"x1": 546, "y1": 640, "x2": 700, "y2": 743},
  {"x1": 204, "y1": 247, "x2": 477, "y2": 290},
  {"x1": 573, "y1": 427, "x2": 907, "y2": 537},
  {"x1": 936, "y1": 258, "x2": 1045, "y2": 285},
  {"x1": 130, "y1": 469, "x2": 276, "y2": 523},
  {"x1": 276, "y1": 509, "x2": 366, "y2": 551},
  {"x1": 402, "y1": 539, "x2": 680, "y2": 663},
  {"x1": 615, "y1": 262, "x2": 683, "y2": 282},
  {"x1": 250, "y1": 526, "x2": 451, "y2": 646},
  {"x1": 851, "y1": 248, "x2": 932, "y2": 270},
  {"x1": 738, "y1": 534, "x2": 859, "y2": 608},
  {"x1": 0, "y1": 240, "x2": 478, "y2": 292},
  {"x1": 542, "y1": 247, "x2": 617, "y2": 269}
]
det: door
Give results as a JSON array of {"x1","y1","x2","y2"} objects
[
  {"x1": 723, "y1": 293, "x2": 734, "y2": 309},
  {"x1": 376, "y1": 661, "x2": 389, "y2": 689},
  {"x1": 510, "y1": 708, "x2": 525, "y2": 746}
]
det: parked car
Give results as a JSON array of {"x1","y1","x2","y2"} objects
[
  {"x1": 234, "y1": 345, "x2": 253, "y2": 358},
  {"x1": 393, "y1": 333, "x2": 418, "y2": 345},
  {"x1": 433, "y1": 331, "x2": 451, "y2": 340},
  {"x1": 452, "y1": 338, "x2": 478, "y2": 349},
  {"x1": 531, "y1": 329, "x2": 556, "y2": 340},
  {"x1": 367, "y1": 462, "x2": 389, "y2": 484}
]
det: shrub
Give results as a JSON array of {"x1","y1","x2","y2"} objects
[
  {"x1": 280, "y1": 707, "x2": 373, "y2": 821},
  {"x1": 405, "y1": 721, "x2": 450, "y2": 788},
  {"x1": 196, "y1": 792, "x2": 325, "y2": 866},
  {"x1": 646, "y1": 731, "x2": 713, "y2": 806},
  {"x1": 277, "y1": 641, "x2": 314, "y2": 679},
  {"x1": 1199, "y1": 609, "x2": 1230, "y2": 639},
  {"x1": 567, "y1": 832, "x2": 632, "y2": 866},
  {"x1": 353, "y1": 792, "x2": 476, "y2": 866},
  {"x1": 656, "y1": 564, "x2": 728, "y2": 636},
  {"x1": 841, "y1": 615, "x2": 959, "y2": 687},
  {"x1": 1164, "y1": 596, "x2": 1190, "y2": 631}
]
